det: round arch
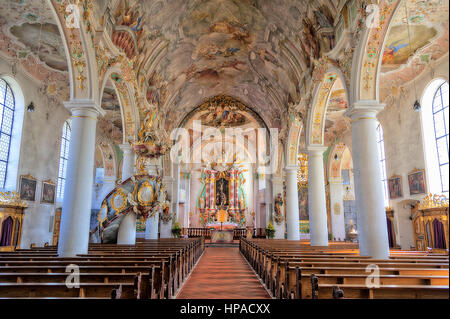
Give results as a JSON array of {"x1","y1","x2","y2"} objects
[
  {"x1": 0, "y1": 75, "x2": 25, "y2": 191},
  {"x1": 306, "y1": 65, "x2": 350, "y2": 147}
]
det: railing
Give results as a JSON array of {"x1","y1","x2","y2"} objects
[{"x1": 183, "y1": 228, "x2": 251, "y2": 239}]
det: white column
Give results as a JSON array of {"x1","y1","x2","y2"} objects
[
  {"x1": 145, "y1": 213, "x2": 159, "y2": 240},
  {"x1": 180, "y1": 171, "x2": 191, "y2": 229},
  {"x1": 190, "y1": 169, "x2": 202, "y2": 228},
  {"x1": 145, "y1": 161, "x2": 161, "y2": 240},
  {"x1": 58, "y1": 103, "x2": 100, "y2": 257},
  {"x1": 160, "y1": 176, "x2": 175, "y2": 238},
  {"x1": 264, "y1": 174, "x2": 273, "y2": 229},
  {"x1": 117, "y1": 144, "x2": 136, "y2": 245},
  {"x1": 117, "y1": 212, "x2": 137, "y2": 245},
  {"x1": 346, "y1": 103, "x2": 389, "y2": 259},
  {"x1": 307, "y1": 145, "x2": 329, "y2": 246},
  {"x1": 285, "y1": 166, "x2": 300, "y2": 240},
  {"x1": 329, "y1": 178, "x2": 346, "y2": 241},
  {"x1": 119, "y1": 144, "x2": 135, "y2": 181}
]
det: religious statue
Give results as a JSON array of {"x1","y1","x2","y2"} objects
[
  {"x1": 158, "y1": 189, "x2": 172, "y2": 224},
  {"x1": 216, "y1": 179, "x2": 228, "y2": 207},
  {"x1": 199, "y1": 196, "x2": 205, "y2": 209},
  {"x1": 273, "y1": 193, "x2": 284, "y2": 225}
]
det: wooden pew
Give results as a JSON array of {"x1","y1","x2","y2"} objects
[
  {"x1": 240, "y1": 238, "x2": 450, "y2": 299},
  {"x1": 0, "y1": 238, "x2": 205, "y2": 299}
]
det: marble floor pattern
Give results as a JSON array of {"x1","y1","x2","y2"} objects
[{"x1": 176, "y1": 247, "x2": 271, "y2": 299}]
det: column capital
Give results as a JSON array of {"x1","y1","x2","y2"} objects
[
  {"x1": 64, "y1": 99, "x2": 105, "y2": 117},
  {"x1": 328, "y1": 177, "x2": 343, "y2": 185},
  {"x1": 284, "y1": 165, "x2": 298, "y2": 173},
  {"x1": 344, "y1": 100, "x2": 385, "y2": 119},
  {"x1": 306, "y1": 145, "x2": 328, "y2": 154},
  {"x1": 119, "y1": 143, "x2": 133, "y2": 154}
]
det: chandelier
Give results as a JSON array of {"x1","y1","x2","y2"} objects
[{"x1": 297, "y1": 153, "x2": 308, "y2": 187}]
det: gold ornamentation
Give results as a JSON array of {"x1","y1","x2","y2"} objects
[
  {"x1": 334, "y1": 203, "x2": 341, "y2": 215},
  {"x1": 418, "y1": 194, "x2": 449, "y2": 210},
  {"x1": 110, "y1": 188, "x2": 127, "y2": 212},
  {"x1": 297, "y1": 153, "x2": 308, "y2": 187},
  {"x1": 21, "y1": 173, "x2": 36, "y2": 181},
  {"x1": 0, "y1": 191, "x2": 28, "y2": 208},
  {"x1": 137, "y1": 180, "x2": 155, "y2": 206},
  {"x1": 98, "y1": 202, "x2": 108, "y2": 223}
]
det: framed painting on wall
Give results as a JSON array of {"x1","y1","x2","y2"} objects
[
  {"x1": 19, "y1": 174, "x2": 37, "y2": 201},
  {"x1": 388, "y1": 175, "x2": 403, "y2": 199},
  {"x1": 41, "y1": 180, "x2": 56, "y2": 204},
  {"x1": 408, "y1": 169, "x2": 427, "y2": 195}
]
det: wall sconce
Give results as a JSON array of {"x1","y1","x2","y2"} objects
[{"x1": 27, "y1": 102, "x2": 35, "y2": 112}]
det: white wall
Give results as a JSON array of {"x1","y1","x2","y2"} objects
[
  {"x1": 0, "y1": 58, "x2": 70, "y2": 248},
  {"x1": 378, "y1": 56, "x2": 449, "y2": 249}
]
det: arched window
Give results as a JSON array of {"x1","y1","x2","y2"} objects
[
  {"x1": 421, "y1": 79, "x2": 449, "y2": 196},
  {"x1": 56, "y1": 120, "x2": 71, "y2": 201},
  {"x1": 0, "y1": 79, "x2": 15, "y2": 188},
  {"x1": 376, "y1": 123, "x2": 389, "y2": 207},
  {"x1": 432, "y1": 82, "x2": 449, "y2": 194}
]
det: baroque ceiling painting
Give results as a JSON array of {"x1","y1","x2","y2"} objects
[
  {"x1": 324, "y1": 77, "x2": 350, "y2": 146},
  {"x1": 0, "y1": 0, "x2": 69, "y2": 102},
  {"x1": 0, "y1": 0, "x2": 447, "y2": 164},
  {"x1": 380, "y1": 0, "x2": 449, "y2": 102}
]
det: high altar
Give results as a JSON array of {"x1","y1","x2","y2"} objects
[{"x1": 197, "y1": 165, "x2": 247, "y2": 229}]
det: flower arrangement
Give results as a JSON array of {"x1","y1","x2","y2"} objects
[
  {"x1": 266, "y1": 222, "x2": 275, "y2": 239},
  {"x1": 171, "y1": 221, "x2": 182, "y2": 238}
]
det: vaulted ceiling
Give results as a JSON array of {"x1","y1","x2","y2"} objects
[
  {"x1": 98, "y1": 0, "x2": 340, "y2": 130},
  {"x1": 0, "y1": 0, "x2": 448, "y2": 147}
]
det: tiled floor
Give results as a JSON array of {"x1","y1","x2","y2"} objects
[{"x1": 176, "y1": 247, "x2": 271, "y2": 299}]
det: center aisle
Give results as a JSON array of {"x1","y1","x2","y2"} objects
[{"x1": 176, "y1": 247, "x2": 271, "y2": 299}]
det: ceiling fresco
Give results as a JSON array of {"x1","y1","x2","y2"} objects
[
  {"x1": 102, "y1": 0, "x2": 341, "y2": 130},
  {"x1": 324, "y1": 77, "x2": 350, "y2": 146},
  {"x1": 9, "y1": 22, "x2": 67, "y2": 72},
  {"x1": 380, "y1": 0, "x2": 449, "y2": 102},
  {"x1": 98, "y1": 84, "x2": 123, "y2": 145},
  {"x1": 0, "y1": 0, "x2": 69, "y2": 101},
  {"x1": 0, "y1": 0, "x2": 447, "y2": 158}
]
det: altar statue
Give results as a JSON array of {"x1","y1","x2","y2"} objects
[{"x1": 273, "y1": 193, "x2": 284, "y2": 225}]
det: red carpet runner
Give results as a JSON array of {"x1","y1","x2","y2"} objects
[{"x1": 177, "y1": 247, "x2": 271, "y2": 299}]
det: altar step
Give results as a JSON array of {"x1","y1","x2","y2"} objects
[{"x1": 206, "y1": 243, "x2": 239, "y2": 248}]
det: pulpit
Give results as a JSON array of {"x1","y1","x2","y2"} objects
[{"x1": 0, "y1": 192, "x2": 26, "y2": 252}]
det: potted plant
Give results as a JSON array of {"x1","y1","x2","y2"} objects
[
  {"x1": 266, "y1": 222, "x2": 275, "y2": 239},
  {"x1": 171, "y1": 221, "x2": 182, "y2": 238}
]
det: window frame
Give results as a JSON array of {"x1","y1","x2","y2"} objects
[
  {"x1": 0, "y1": 79, "x2": 16, "y2": 188},
  {"x1": 56, "y1": 120, "x2": 71, "y2": 201},
  {"x1": 376, "y1": 122, "x2": 390, "y2": 207},
  {"x1": 431, "y1": 82, "x2": 449, "y2": 194}
]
